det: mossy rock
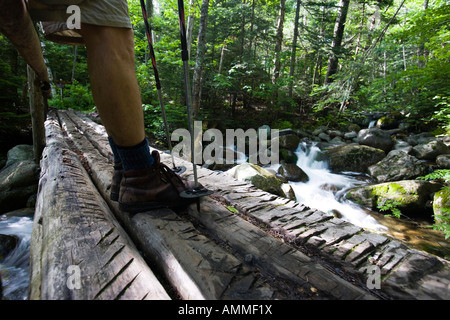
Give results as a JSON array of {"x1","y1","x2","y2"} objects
[{"x1": 345, "y1": 180, "x2": 443, "y2": 216}]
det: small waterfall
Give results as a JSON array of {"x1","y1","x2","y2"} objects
[
  {"x1": 287, "y1": 142, "x2": 387, "y2": 231},
  {"x1": 0, "y1": 213, "x2": 33, "y2": 300}
]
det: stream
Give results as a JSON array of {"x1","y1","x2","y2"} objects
[
  {"x1": 278, "y1": 142, "x2": 450, "y2": 259},
  {"x1": 0, "y1": 210, "x2": 33, "y2": 300}
]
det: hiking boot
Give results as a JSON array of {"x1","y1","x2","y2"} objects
[
  {"x1": 110, "y1": 162, "x2": 123, "y2": 202},
  {"x1": 118, "y1": 150, "x2": 197, "y2": 213}
]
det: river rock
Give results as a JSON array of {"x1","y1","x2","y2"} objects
[
  {"x1": 368, "y1": 150, "x2": 428, "y2": 183},
  {"x1": 376, "y1": 115, "x2": 398, "y2": 130},
  {"x1": 5, "y1": 145, "x2": 34, "y2": 167},
  {"x1": 406, "y1": 132, "x2": 436, "y2": 146},
  {"x1": 0, "y1": 234, "x2": 19, "y2": 261},
  {"x1": 357, "y1": 128, "x2": 394, "y2": 152},
  {"x1": 345, "y1": 180, "x2": 443, "y2": 216},
  {"x1": 411, "y1": 139, "x2": 450, "y2": 161},
  {"x1": 280, "y1": 183, "x2": 296, "y2": 201},
  {"x1": 433, "y1": 187, "x2": 450, "y2": 227},
  {"x1": 0, "y1": 145, "x2": 40, "y2": 214},
  {"x1": 277, "y1": 163, "x2": 309, "y2": 182},
  {"x1": 436, "y1": 154, "x2": 450, "y2": 169},
  {"x1": 279, "y1": 148, "x2": 298, "y2": 164},
  {"x1": 278, "y1": 130, "x2": 300, "y2": 151},
  {"x1": 232, "y1": 163, "x2": 284, "y2": 196},
  {"x1": 320, "y1": 144, "x2": 385, "y2": 173}
]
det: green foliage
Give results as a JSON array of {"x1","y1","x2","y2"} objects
[
  {"x1": 49, "y1": 81, "x2": 95, "y2": 111},
  {"x1": 417, "y1": 169, "x2": 450, "y2": 239},
  {"x1": 417, "y1": 169, "x2": 450, "y2": 183},
  {"x1": 377, "y1": 199, "x2": 403, "y2": 219}
]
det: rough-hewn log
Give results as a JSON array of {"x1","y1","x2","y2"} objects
[
  {"x1": 56, "y1": 110, "x2": 289, "y2": 300},
  {"x1": 27, "y1": 66, "x2": 46, "y2": 164},
  {"x1": 30, "y1": 112, "x2": 170, "y2": 300},
  {"x1": 41, "y1": 109, "x2": 450, "y2": 300}
]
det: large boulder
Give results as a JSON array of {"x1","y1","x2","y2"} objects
[
  {"x1": 345, "y1": 180, "x2": 443, "y2": 216},
  {"x1": 357, "y1": 128, "x2": 394, "y2": 152},
  {"x1": 319, "y1": 144, "x2": 385, "y2": 173},
  {"x1": 5, "y1": 144, "x2": 34, "y2": 167},
  {"x1": 0, "y1": 145, "x2": 39, "y2": 214},
  {"x1": 232, "y1": 163, "x2": 285, "y2": 197},
  {"x1": 368, "y1": 150, "x2": 428, "y2": 182}
]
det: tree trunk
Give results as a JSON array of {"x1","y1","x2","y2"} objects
[
  {"x1": 272, "y1": 0, "x2": 286, "y2": 86},
  {"x1": 288, "y1": 0, "x2": 301, "y2": 98},
  {"x1": 417, "y1": 0, "x2": 429, "y2": 67},
  {"x1": 186, "y1": 0, "x2": 195, "y2": 58},
  {"x1": 324, "y1": 0, "x2": 350, "y2": 85},
  {"x1": 71, "y1": 45, "x2": 77, "y2": 83},
  {"x1": 191, "y1": 0, "x2": 210, "y2": 119}
]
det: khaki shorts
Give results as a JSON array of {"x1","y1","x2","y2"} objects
[{"x1": 28, "y1": 0, "x2": 132, "y2": 45}]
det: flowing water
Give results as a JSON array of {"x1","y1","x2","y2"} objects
[
  {"x1": 0, "y1": 210, "x2": 34, "y2": 300},
  {"x1": 275, "y1": 142, "x2": 450, "y2": 259}
]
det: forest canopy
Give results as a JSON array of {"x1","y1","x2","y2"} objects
[{"x1": 1, "y1": 0, "x2": 449, "y2": 141}]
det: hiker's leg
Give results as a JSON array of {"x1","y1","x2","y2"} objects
[
  {"x1": 80, "y1": 23, "x2": 145, "y2": 148},
  {"x1": 0, "y1": 0, "x2": 49, "y2": 82}
]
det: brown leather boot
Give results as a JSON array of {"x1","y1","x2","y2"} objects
[{"x1": 118, "y1": 151, "x2": 197, "y2": 213}]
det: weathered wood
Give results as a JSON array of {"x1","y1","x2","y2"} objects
[
  {"x1": 55, "y1": 110, "x2": 301, "y2": 299},
  {"x1": 186, "y1": 197, "x2": 374, "y2": 300},
  {"x1": 41, "y1": 109, "x2": 450, "y2": 300},
  {"x1": 27, "y1": 65, "x2": 46, "y2": 164},
  {"x1": 30, "y1": 112, "x2": 170, "y2": 300}
]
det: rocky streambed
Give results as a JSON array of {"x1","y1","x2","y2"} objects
[{"x1": 215, "y1": 123, "x2": 450, "y2": 259}]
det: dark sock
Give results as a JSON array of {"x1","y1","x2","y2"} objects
[
  {"x1": 108, "y1": 136, "x2": 122, "y2": 165},
  {"x1": 109, "y1": 137, "x2": 154, "y2": 170}
]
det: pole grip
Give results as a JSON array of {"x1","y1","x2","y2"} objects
[
  {"x1": 177, "y1": 0, "x2": 189, "y2": 61},
  {"x1": 140, "y1": 0, "x2": 162, "y2": 90}
]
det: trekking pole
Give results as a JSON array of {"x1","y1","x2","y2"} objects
[
  {"x1": 176, "y1": 0, "x2": 213, "y2": 203},
  {"x1": 139, "y1": 0, "x2": 185, "y2": 175}
]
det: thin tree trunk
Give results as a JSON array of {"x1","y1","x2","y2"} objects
[
  {"x1": 191, "y1": 0, "x2": 210, "y2": 119},
  {"x1": 324, "y1": 0, "x2": 350, "y2": 85},
  {"x1": 71, "y1": 45, "x2": 77, "y2": 83},
  {"x1": 288, "y1": 0, "x2": 301, "y2": 98},
  {"x1": 354, "y1": 1, "x2": 365, "y2": 58},
  {"x1": 312, "y1": 6, "x2": 325, "y2": 89},
  {"x1": 272, "y1": 0, "x2": 286, "y2": 86},
  {"x1": 417, "y1": 0, "x2": 429, "y2": 67},
  {"x1": 186, "y1": 0, "x2": 195, "y2": 58}
]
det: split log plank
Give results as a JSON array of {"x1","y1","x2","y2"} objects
[
  {"x1": 186, "y1": 197, "x2": 374, "y2": 300},
  {"x1": 53, "y1": 109, "x2": 450, "y2": 300},
  {"x1": 56, "y1": 110, "x2": 374, "y2": 300},
  {"x1": 30, "y1": 112, "x2": 170, "y2": 300},
  {"x1": 56, "y1": 110, "x2": 293, "y2": 300}
]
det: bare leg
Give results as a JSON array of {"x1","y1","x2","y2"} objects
[{"x1": 80, "y1": 24, "x2": 145, "y2": 147}]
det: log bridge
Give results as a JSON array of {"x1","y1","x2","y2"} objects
[{"x1": 29, "y1": 109, "x2": 450, "y2": 300}]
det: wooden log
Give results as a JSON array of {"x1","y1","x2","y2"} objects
[
  {"x1": 55, "y1": 109, "x2": 450, "y2": 300},
  {"x1": 27, "y1": 65, "x2": 46, "y2": 164},
  {"x1": 186, "y1": 197, "x2": 375, "y2": 300},
  {"x1": 56, "y1": 110, "x2": 284, "y2": 300},
  {"x1": 30, "y1": 112, "x2": 170, "y2": 300}
]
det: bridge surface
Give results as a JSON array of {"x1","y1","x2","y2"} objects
[{"x1": 29, "y1": 109, "x2": 450, "y2": 300}]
